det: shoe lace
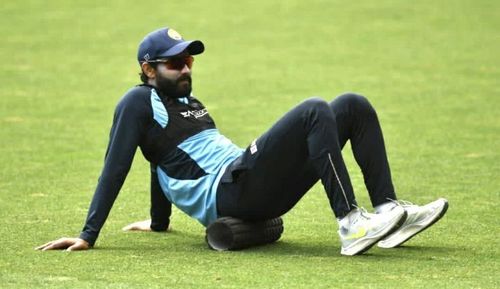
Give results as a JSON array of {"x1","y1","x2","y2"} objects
[
  {"x1": 387, "y1": 198, "x2": 414, "y2": 207},
  {"x1": 352, "y1": 204, "x2": 370, "y2": 220}
]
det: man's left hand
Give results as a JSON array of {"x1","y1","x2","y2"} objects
[{"x1": 122, "y1": 219, "x2": 153, "y2": 232}]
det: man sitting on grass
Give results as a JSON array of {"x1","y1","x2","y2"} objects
[{"x1": 37, "y1": 26, "x2": 448, "y2": 256}]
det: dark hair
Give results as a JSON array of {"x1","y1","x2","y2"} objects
[
  {"x1": 139, "y1": 62, "x2": 158, "y2": 84},
  {"x1": 139, "y1": 71, "x2": 148, "y2": 83}
]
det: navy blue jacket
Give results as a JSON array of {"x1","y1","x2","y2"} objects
[{"x1": 79, "y1": 85, "x2": 243, "y2": 246}]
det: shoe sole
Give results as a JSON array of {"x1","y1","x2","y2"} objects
[
  {"x1": 378, "y1": 200, "x2": 449, "y2": 248},
  {"x1": 341, "y1": 210, "x2": 408, "y2": 256}
]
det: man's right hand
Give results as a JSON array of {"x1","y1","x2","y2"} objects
[{"x1": 35, "y1": 237, "x2": 90, "y2": 251}]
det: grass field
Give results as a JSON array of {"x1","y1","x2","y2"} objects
[{"x1": 1, "y1": 0, "x2": 499, "y2": 288}]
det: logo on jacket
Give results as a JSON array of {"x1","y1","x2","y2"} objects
[
  {"x1": 250, "y1": 139, "x2": 258, "y2": 154},
  {"x1": 180, "y1": 108, "x2": 208, "y2": 119}
]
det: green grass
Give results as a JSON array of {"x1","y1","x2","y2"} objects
[{"x1": 1, "y1": 0, "x2": 499, "y2": 288}]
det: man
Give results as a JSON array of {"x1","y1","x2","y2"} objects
[{"x1": 36, "y1": 27, "x2": 448, "y2": 256}]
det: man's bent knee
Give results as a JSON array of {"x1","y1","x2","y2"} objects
[
  {"x1": 332, "y1": 93, "x2": 377, "y2": 116},
  {"x1": 301, "y1": 97, "x2": 331, "y2": 113}
]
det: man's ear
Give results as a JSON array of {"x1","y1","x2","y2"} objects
[{"x1": 141, "y1": 62, "x2": 156, "y2": 79}]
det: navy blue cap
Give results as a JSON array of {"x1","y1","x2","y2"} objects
[{"x1": 137, "y1": 27, "x2": 204, "y2": 63}]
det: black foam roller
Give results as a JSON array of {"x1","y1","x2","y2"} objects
[{"x1": 205, "y1": 217, "x2": 284, "y2": 251}]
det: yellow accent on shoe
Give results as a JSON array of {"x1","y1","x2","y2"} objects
[{"x1": 344, "y1": 227, "x2": 367, "y2": 240}]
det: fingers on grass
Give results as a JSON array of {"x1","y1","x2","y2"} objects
[
  {"x1": 35, "y1": 241, "x2": 53, "y2": 250},
  {"x1": 122, "y1": 225, "x2": 134, "y2": 231},
  {"x1": 67, "y1": 244, "x2": 82, "y2": 251},
  {"x1": 67, "y1": 240, "x2": 89, "y2": 251},
  {"x1": 37, "y1": 238, "x2": 71, "y2": 251}
]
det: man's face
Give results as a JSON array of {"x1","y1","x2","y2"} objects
[{"x1": 153, "y1": 53, "x2": 193, "y2": 98}]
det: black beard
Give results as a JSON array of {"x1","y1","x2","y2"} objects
[{"x1": 155, "y1": 73, "x2": 192, "y2": 99}]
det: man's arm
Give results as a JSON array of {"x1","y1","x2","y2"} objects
[
  {"x1": 79, "y1": 94, "x2": 146, "y2": 246},
  {"x1": 122, "y1": 164, "x2": 172, "y2": 232},
  {"x1": 150, "y1": 164, "x2": 172, "y2": 231},
  {"x1": 37, "y1": 89, "x2": 148, "y2": 250}
]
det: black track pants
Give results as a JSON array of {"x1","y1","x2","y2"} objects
[{"x1": 216, "y1": 93, "x2": 396, "y2": 220}]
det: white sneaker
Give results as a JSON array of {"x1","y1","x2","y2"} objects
[
  {"x1": 377, "y1": 198, "x2": 449, "y2": 248},
  {"x1": 338, "y1": 206, "x2": 407, "y2": 256}
]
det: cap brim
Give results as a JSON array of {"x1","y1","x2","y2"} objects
[{"x1": 158, "y1": 40, "x2": 205, "y2": 58}]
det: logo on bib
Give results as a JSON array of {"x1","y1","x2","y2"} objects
[{"x1": 180, "y1": 108, "x2": 208, "y2": 119}]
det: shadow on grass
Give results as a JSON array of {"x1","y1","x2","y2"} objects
[
  {"x1": 246, "y1": 242, "x2": 459, "y2": 258},
  {"x1": 382, "y1": 244, "x2": 465, "y2": 257},
  {"x1": 193, "y1": 239, "x2": 459, "y2": 259},
  {"x1": 98, "y1": 230, "x2": 463, "y2": 260}
]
